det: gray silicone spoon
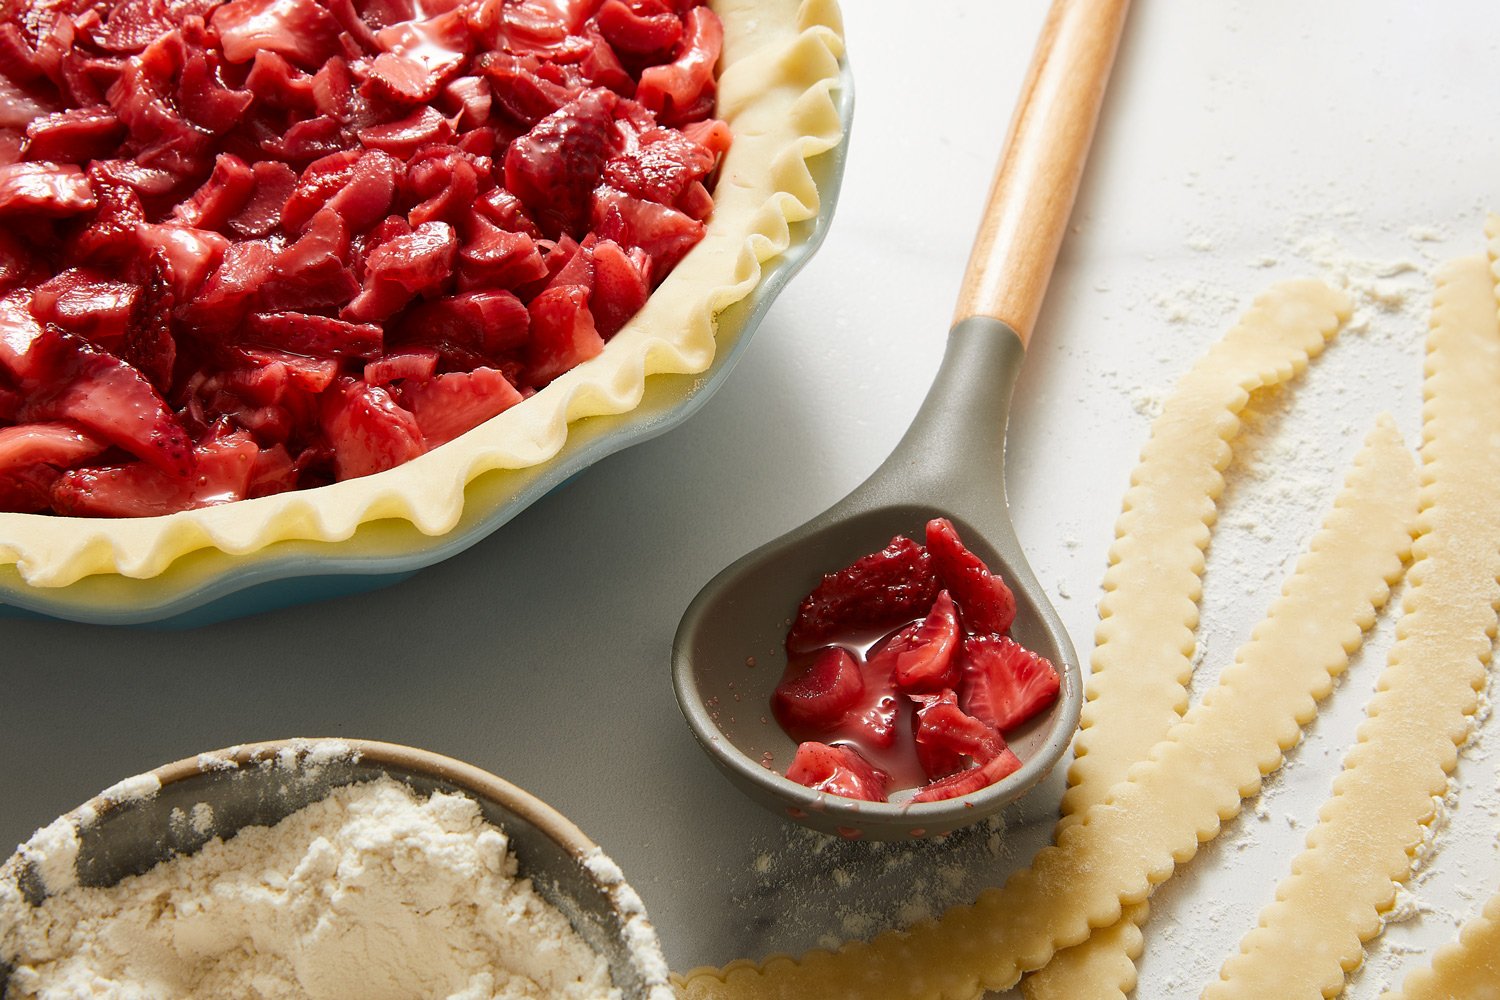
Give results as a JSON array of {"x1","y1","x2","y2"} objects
[{"x1": 672, "y1": 0, "x2": 1130, "y2": 840}]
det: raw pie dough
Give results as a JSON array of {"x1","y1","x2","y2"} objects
[
  {"x1": 0, "y1": 0, "x2": 847, "y2": 588},
  {"x1": 1026, "y1": 280, "x2": 1355, "y2": 1000},
  {"x1": 675, "y1": 280, "x2": 1421, "y2": 999},
  {"x1": 1202, "y1": 249, "x2": 1500, "y2": 997}
]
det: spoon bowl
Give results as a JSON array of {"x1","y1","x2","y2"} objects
[
  {"x1": 672, "y1": 0, "x2": 1129, "y2": 838},
  {"x1": 673, "y1": 323, "x2": 1082, "y2": 839}
]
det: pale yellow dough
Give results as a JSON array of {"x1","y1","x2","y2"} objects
[
  {"x1": 1380, "y1": 890, "x2": 1500, "y2": 1000},
  {"x1": 1024, "y1": 280, "x2": 1353, "y2": 1000},
  {"x1": 674, "y1": 283, "x2": 1418, "y2": 1000},
  {"x1": 1201, "y1": 252, "x2": 1500, "y2": 1000},
  {"x1": 1201, "y1": 249, "x2": 1500, "y2": 998},
  {"x1": 0, "y1": 0, "x2": 847, "y2": 588}
]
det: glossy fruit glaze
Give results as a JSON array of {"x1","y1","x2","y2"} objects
[
  {"x1": 773, "y1": 518, "x2": 1062, "y2": 804},
  {"x1": 0, "y1": 0, "x2": 729, "y2": 515}
]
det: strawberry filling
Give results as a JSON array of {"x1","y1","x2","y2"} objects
[
  {"x1": 772, "y1": 519, "x2": 1061, "y2": 804},
  {"x1": 0, "y1": 0, "x2": 728, "y2": 516}
]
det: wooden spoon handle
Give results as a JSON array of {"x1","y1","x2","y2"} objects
[{"x1": 952, "y1": 0, "x2": 1129, "y2": 345}]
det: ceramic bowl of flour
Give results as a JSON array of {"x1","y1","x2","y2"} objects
[{"x1": 0, "y1": 739, "x2": 672, "y2": 1000}]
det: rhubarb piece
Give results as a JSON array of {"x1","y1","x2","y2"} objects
[
  {"x1": 926, "y1": 515, "x2": 1018, "y2": 635},
  {"x1": 786, "y1": 536, "x2": 939, "y2": 654},
  {"x1": 0, "y1": 422, "x2": 106, "y2": 476},
  {"x1": 0, "y1": 162, "x2": 95, "y2": 215},
  {"x1": 959, "y1": 634, "x2": 1062, "y2": 733},
  {"x1": 785, "y1": 742, "x2": 890, "y2": 803},
  {"x1": 771, "y1": 647, "x2": 864, "y2": 739}
]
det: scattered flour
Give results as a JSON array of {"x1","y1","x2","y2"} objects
[{"x1": 1, "y1": 775, "x2": 626, "y2": 1000}]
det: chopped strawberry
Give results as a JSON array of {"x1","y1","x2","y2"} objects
[
  {"x1": 233, "y1": 348, "x2": 337, "y2": 393},
  {"x1": 457, "y1": 215, "x2": 549, "y2": 291},
  {"x1": 589, "y1": 237, "x2": 648, "y2": 336},
  {"x1": 910, "y1": 745, "x2": 1023, "y2": 804},
  {"x1": 319, "y1": 378, "x2": 425, "y2": 481},
  {"x1": 592, "y1": 188, "x2": 703, "y2": 276},
  {"x1": 785, "y1": 742, "x2": 889, "y2": 803},
  {"x1": 400, "y1": 366, "x2": 523, "y2": 446},
  {"x1": 0, "y1": 422, "x2": 107, "y2": 476},
  {"x1": 21, "y1": 328, "x2": 192, "y2": 476},
  {"x1": 397, "y1": 290, "x2": 530, "y2": 359},
  {"x1": 785, "y1": 535, "x2": 939, "y2": 654},
  {"x1": 910, "y1": 688, "x2": 1009, "y2": 781},
  {"x1": 958, "y1": 635, "x2": 1061, "y2": 733},
  {"x1": 29, "y1": 269, "x2": 141, "y2": 347},
  {"x1": 867, "y1": 589, "x2": 961, "y2": 693},
  {"x1": 132, "y1": 223, "x2": 228, "y2": 300},
  {"x1": 926, "y1": 516, "x2": 1017, "y2": 635},
  {"x1": 504, "y1": 88, "x2": 619, "y2": 237},
  {"x1": 525, "y1": 283, "x2": 604, "y2": 385},
  {"x1": 51, "y1": 429, "x2": 259, "y2": 517},
  {"x1": 771, "y1": 647, "x2": 864, "y2": 739},
  {"x1": 344, "y1": 220, "x2": 457, "y2": 322}
]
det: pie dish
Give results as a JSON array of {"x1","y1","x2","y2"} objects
[{"x1": 0, "y1": 0, "x2": 849, "y2": 624}]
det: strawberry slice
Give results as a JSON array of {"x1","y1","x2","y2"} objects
[
  {"x1": 589, "y1": 238, "x2": 648, "y2": 337},
  {"x1": 958, "y1": 634, "x2": 1062, "y2": 733},
  {"x1": 786, "y1": 535, "x2": 939, "y2": 654},
  {"x1": 770, "y1": 646, "x2": 864, "y2": 739},
  {"x1": 21, "y1": 328, "x2": 192, "y2": 477},
  {"x1": 910, "y1": 744, "x2": 1023, "y2": 804},
  {"x1": 29, "y1": 269, "x2": 142, "y2": 347},
  {"x1": 504, "y1": 88, "x2": 619, "y2": 237},
  {"x1": 319, "y1": 378, "x2": 425, "y2": 481},
  {"x1": 525, "y1": 283, "x2": 604, "y2": 385},
  {"x1": 785, "y1": 742, "x2": 889, "y2": 803},
  {"x1": 399, "y1": 367, "x2": 524, "y2": 447},
  {"x1": 910, "y1": 688, "x2": 1008, "y2": 781},
  {"x1": 50, "y1": 429, "x2": 260, "y2": 517},
  {"x1": 867, "y1": 589, "x2": 961, "y2": 693},
  {"x1": 244, "y1": 312, "x2": 384, "y2": 360},
  {"x1": 925, "y1": 516, "x2": 1017, "y2": 635}
]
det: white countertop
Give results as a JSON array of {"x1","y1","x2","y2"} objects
[{"x1": 5, "y1": 2, "x2": 1500, "y2": 996}]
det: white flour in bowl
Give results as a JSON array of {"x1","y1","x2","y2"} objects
[{"x1": 0, "y1": 775, "x2": 621, "y2": 1000}]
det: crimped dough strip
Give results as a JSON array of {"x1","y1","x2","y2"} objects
[
  {"x1": 674, "y1": 391, "x2": 1415, "y2": 999},
  {"x1": 1379, "y1": 890, "x2": 1500, "y2": 1000},
  {"x1": 1202, "y1": 251, "x2": 1500, "y2": 998},
  {"x1": 0, "y1": 0, "x2": 847, "y2": 587},
  {"x1": 1023, "y1": 280, "x2": 1353, "y2": 1000}
]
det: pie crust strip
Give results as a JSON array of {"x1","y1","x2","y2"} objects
[
  {"x1": 0, "y1": 0, "x2": 848, "y2": 588},
  {"x1": 674, "y1": 383, "x2": 1415, "y2": 999},
  {"x1": 1022, "y1": 280, "x2": 1352, "y2": 1000},
  {"x1": 1201, "y1": 251, "x2": 1500, "y2": 998},
  {"x1": 1378, "y1": 889, "x2": 1500, "y2": 1000}
]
